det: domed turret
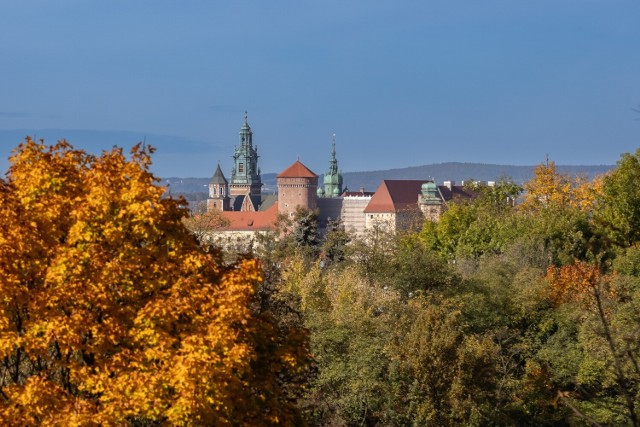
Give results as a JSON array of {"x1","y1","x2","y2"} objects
[
  {"x1": 421, "y1": 181, "x2": 437, "y2": 196},
  {"x1": 418, "y1": 180, "x2": 443, "y2": 221}
]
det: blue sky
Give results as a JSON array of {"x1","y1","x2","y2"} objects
[{"x1": 1, "y1": 0, "x2": 639, "y2": 177}]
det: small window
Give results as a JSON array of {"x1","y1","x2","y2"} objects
[{"x1": 238, "y1": 163, "x2": 244, "y2": 173}]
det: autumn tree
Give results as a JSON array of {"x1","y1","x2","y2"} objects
[
  {"x1": 521, "y1": 160, "x2": 603, "y2": 214},
  {"x1": 182, "y1": 208, "x2": 230, "y2": 245},
  {"x1": 0, "y1": 138, "x2": 311, "y2": 426},
  {"x1": 521, "y1": 161, "x2": 574, "y2": 211}
]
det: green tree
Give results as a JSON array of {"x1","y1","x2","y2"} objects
[
  {"x1": 321, "y1": 218, "x2": 351, "y2": 266},
  {"x1": 596, "y1": 148, "x2": 640, "y2": 247},
  {"x1": 387, "y1": 296, "x2": 497, "y2": 426}
]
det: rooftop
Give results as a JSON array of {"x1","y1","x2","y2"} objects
[
  {"x1": 277, "y1": 160, "x2": 318, "y2": 179},
  {"x1": 220, "y1": 203, "x2": 279, "y2": 231}
]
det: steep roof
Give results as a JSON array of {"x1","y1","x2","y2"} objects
[
  {"x1": 220, "y1": 203, "x2": 279, "y2": 231},
  {"x1": 277, "y1": 160, "x2": 318, "y2": 178},
  {"x1": 210, "y1": 164, "x2": 228, "y2": 185},
  {"x1": 363, "y1": 180, "x2": 476, "y2": 214},
  {"x1": 230, "y1": 194, "x2": 277, "y2": 212},
  {"x1": 364, "y1": 180, "x2": 424, "y2": 213}
]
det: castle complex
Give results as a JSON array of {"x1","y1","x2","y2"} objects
[{"x1": 207, "y1": 115, "x2": 476, "y2": 238}]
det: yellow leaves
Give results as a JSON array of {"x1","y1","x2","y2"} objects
[
  {"x1": 0, "y1": 138, "x2": 309, "y2": 425},
  {"x1": 571, "y1": 174, "x2": 603, "y2": 212},
  {"x1": 521, "y1": 160, "x2": 604, "y2": 213}
]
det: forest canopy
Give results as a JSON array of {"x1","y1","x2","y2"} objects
[{"x1": 3, "y1": 138, "x2": 640, "y2": 426}]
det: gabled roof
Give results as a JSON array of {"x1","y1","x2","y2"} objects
[
  {"x1": 220, "y1": 203, "x2": 279, "y2": 231},
  {"x1": 231, "y1": 195, "x2": 258, "y2": 212},
  {"x1": 277, "y1": 160, "x2": 318, "y2": 178},
  {"x1": 230, "y1": 194, "x2": 276, "y2": 212},
  {"x1": 364, "y1": 180, "x2": 477, "y2": 214},
  {"x1": 364, "y1": 180, "x2": 424, "y2": 213}
]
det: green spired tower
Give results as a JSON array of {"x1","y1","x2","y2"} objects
[
  {"x1": 230, "y1": 112, "x2": 262, "y2": 197},
  {"x1": 318, "y1": 134, "x2": 344, "y2": 198}
]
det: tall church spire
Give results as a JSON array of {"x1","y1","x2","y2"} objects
[
  {"x1": 321, "y1": 133, "x2": 344, "y2": 197},
  {"x1": 230, "y1": 112, "x2": 262, "y2": 197},
  {"x1": 328, "y1": 134, "x2": 339, "y2": 176}
]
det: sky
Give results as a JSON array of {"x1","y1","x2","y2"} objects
[{"x1": 1, "y1": 0, "x2": 639, "y2": 177}]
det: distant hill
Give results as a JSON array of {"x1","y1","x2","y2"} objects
[
  {"x1": 164, "y1": 163, "x2": 614, "y2": 202},
  {"x1": 341, "y1": 162, "x2": 613, "y2": 193}
]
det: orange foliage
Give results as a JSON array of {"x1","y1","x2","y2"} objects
[
  {"x1": 545, "y1": 260, "x2": 615, "y2": 307},
  {"x1": 0, "y1": 138, "x2": 309, "y2": 425}
]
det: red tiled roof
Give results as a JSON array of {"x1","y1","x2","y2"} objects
[
  {"x1": 364, "y1": 180, "x2": 424, "y2": 213},
  {"x1": 220, "y1": 203, "x2": 279, "y2": 231},
  {"x1": 364, "y1": 180, "x2": 479, "y2": 213},
  {"x1": 276, "y1": 160, "x2": 318, "y2": 178}
]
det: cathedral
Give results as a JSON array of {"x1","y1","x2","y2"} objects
[{"x1": 206, "y1": 114, "x2": 476, "y2": 238}]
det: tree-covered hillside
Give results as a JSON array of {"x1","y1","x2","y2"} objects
[{"x1": 166, "y1": 163, "x2": 612, "y2": 201}]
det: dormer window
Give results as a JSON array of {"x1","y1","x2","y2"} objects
[{"x1": 239, "y1": 163, "x2": 244, "y2": 173}]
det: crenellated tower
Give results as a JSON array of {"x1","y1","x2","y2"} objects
[{"x1": 230, "y1": 112, "x2": 262, "y2": 197}]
